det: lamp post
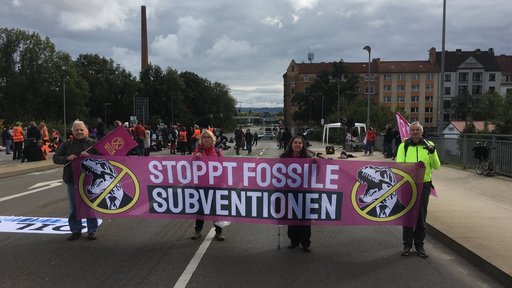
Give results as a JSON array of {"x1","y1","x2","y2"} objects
[
  {"x1": 63, "y1": 78, "x2": 66, "y2": 135},
  {"x1": 320, "y1": 92, "x2": 324, "y2": 125},
  {"x1": 363, "y1": 45, "x2": 371, "y2": 128},
  {"x1": 104, "y1": 103, "x2": 111, "y2": 127}
]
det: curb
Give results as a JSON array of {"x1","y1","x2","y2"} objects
[
  {"x1": 0, "y1": 163, "x2": 59, "y2": 180},
  {"x1": 428, "y1": 223, "x2": 512, "y2": 287}
]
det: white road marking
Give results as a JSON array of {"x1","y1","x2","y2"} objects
[
  {"x1": 173, "y1": 228, "x2": 216, "y2": 288},
  {"x1": 259, "y1": 144, "x2": 269, "y2": 156},
  {"x1": 0, "y1": 180, "x2": 62, "y2": 202}
]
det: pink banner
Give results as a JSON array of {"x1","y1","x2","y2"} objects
[
  {"x1": 73, "y1": 156, "x2": 425, "y2": 226},
  {"x1": 396, "y1": 112, "x2": 410, "y2": 141},
  {"x1": 93, "y1": 126, "x2": 138, "y2": 156}
]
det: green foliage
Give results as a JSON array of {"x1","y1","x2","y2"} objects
[{"x1": 0, "y1": 27, "x2": 237, "y2": 131}]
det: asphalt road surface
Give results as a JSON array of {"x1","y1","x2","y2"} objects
[{"x1": 0, "y1": 138, "x2": 506, "y2": 288}]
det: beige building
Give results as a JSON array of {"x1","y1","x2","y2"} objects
[{"x1": 283, "y1": 58, "x2": 438, "y2": 131}]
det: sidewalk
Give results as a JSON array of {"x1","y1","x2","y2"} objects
[{"x1": 1, "y1": 143, "x2": 511, "y2": 285}]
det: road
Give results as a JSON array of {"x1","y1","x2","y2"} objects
[{"x1": 0, "y1": 138, "x2": 506, "y2": 288}]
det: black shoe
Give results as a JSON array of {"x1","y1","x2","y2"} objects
[
  {"x1": 87, "y1": 232, "x2": 96, "y2": 240},
  {"x1": 67, "y1": 233, "x2": 81, "y2": 241},
  {"x1": 287, "y1": 243, "x2": 299, "y2": 249},
  {"x1": 190, "y1": 231, "x2": 202, "y2": 240},
  {"x1": 400, "y1": 246, "x2": 412, "y2": 256},
  {"x1": 416, "y1": 247, "x2": 429, "y2": 258},
  {"x1": 302, "y1": 246, "x2": 311, "y2": 253},
  {"x1": 215, "y1": 232, "x2": 225, "y2": 241}
]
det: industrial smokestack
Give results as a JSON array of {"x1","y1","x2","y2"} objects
[{"x1": 141, "y1": 5, "x2": 149, "y2": 71}]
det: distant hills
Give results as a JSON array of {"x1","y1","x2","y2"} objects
[{"x1": 239, "y1": 107, "x2": 282, "y2": 114}]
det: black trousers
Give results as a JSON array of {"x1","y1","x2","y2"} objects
[
  {"x1": 403, "y1": 181, "x2": 431, "y2": 248},
  {"x1": 13, "y1": 141, "x2": 23, "y2": 160},
  {"x1": 195, "y1": 220, "x2": 222, "y2": 233},
  {"x1": 288, "y1": 225, "x2": 311, "y2": 247}
]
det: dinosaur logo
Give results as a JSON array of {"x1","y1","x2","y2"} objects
[
  {"x1": 355, "y1": 165, "x2": 405, "y2": 218},
  {"x1": 80, "y1": 158, "x2": 134, "y2": 211}
]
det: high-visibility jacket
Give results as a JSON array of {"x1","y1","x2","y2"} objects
[
  {"x1": 41, "y1": 126, "x2": 50, "y2": 141},
  {"x1": 179, "y1": 131, "x2": 187, "y2": 142},
  {"x1": 12, "y1": 126, "x2": 24, "y2": 142},
  {"x1": 192, "y1": 128, "x2": 201, "y2": 140},
  {"x1": 395, "y1": 138, "x2": 441, "y2": 182}
]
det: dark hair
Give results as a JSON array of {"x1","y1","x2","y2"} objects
[{"x1": 280, "y1": 136, "x2": 309, "y2": 158}]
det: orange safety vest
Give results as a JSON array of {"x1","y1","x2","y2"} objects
[
  {"x1": 41, "y1": 126, "x2": 50, "y2": 141},
  {"x1": 12, "y1": 126, "x2": 24, "y2": 142},
  {"x1": 192, "y1": 128, "x2": 201, "y2": 140},
  {"x1": 179, "y1": 131, "x2": 188, "y2": 142}
]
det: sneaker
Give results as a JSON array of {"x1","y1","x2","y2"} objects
[
  {"x1": 287, "y1": 243, "x2": 299, "y2": 249},
  {"x1": 190, "y1": 231, "x2": 202, "y2": 240},
  {"x1": 67, "y1": 233, "x2": 81, "y2": 241},
  {"x1": 416, "y1": 247, "x2": 429, "y2": 258},
  {"x1": 215, "y1": 232, "x2": 225, "y2": 241},
  {"x1": 302, "y1": 246, "x2": 311, "y2": 253},
  {"x1": 400, "y1": 246, "x2": 412, "y2": 256},
  {"x1": 87, "y1": 232, "x2": 96, "y2": 240}
]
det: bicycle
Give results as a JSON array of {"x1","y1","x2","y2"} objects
[{"x1": 472, "y1": 142, "x2": 495, "y2": 176}]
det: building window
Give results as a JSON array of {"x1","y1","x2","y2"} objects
[
  {"x1": 472, "y1": 72, "x2": 482, "y2": 82},
  {"x1": 303, "y1": 75, "x2": 309, "y2": 82},
  {"x1": 412, "y1": 84, "x2": 420, "y2": 91},
  {"x1": 425, "y1": 117, "x2": 433, "y2": 124},
  {"x1": 458, "y1": 85, "x2": 468, "y2": 95},
  {"x1": 489, "y1": 73, "x2": 496, "y2": 82},
  {"x1": 304, "y1": 87, "x2": 310, "y2": 94},
  {"x1": 384, "y1": 85, "x2": 392, "y2": 91},
  {"x1": 427, "y1": 73, "x2": 433, "y2": 80},
  {"x1": 384, "y1": 96, "x2": 392, "y2": 102},
  {"x1": 426, "y1": 96, "x2": 433, "y2": 102},
  {"x1": 384, "y1": 74, "x2": 392, "y2": 80},
  {"x1": 291, "y1": 88, "x2": 295, "y2": 95},
  {"x1": 397, "y1": 96, "x2": 405, "y2": 102},
  {"x1": 472, "y1": 85, "x2": 482, "y2": 95},
  {"x1": 411, "y1": 107, "x2": 419, "y2": 113},
  {"x1": 445, "y1": 74, "x2": 451, "y2": 82},
  {"x1": 411, "y1": 74, "x2": 419, "y2": 80},
  {"x1": 397, "y1": 85, "x2": 405, "y2": 91},
  {"x1": 459, "y1": 72, "x2": 468, "y2": 82},
  {"x1": 426, "y1": 85, "x2": 433, "y2": 91},
  {"x1": 444, "y1": 87, "x2": 451, "y2": 95},
  {"x1": 489, "y1": 87, "x2": 495, "y2": 92},
  {"x1": 411, "y1": 96, "x2": 419, "y2": 102},
  {"x1": 364, "y1": 87, "x2": 375, "y2": 94},
  {"x1": 425, "y1": 107, "x2": 433, "y2": 113},
  {"x1": 397, "y1": 74, "x2": 405, "y2": 80}
]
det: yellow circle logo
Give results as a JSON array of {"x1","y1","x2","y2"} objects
[
  {"x1": 351, "y1": 168, "x2": 417, "y2": 222},
  {"x1": 78, "y1": 160, "x2": 140, "y2": 214}
]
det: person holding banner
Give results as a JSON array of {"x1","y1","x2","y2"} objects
[
  {"x1": 280, "y1": 135, "x2": 312, "y2": 253},
  {"x1": 190, "y1": 129, "x2": 227, "y2": 241},
  {"x1": 395, "y1": 122, "x2": 440, "y2": 258},
  {"x1": 53, "y1": 120, "x2": 99, "y2": 241}
]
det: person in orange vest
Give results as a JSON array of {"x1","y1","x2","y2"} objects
[
  {"x1": 12, "y1": 122, "x2": 24, "y2": 160},
  {"x1": 133, "y1": 122, "x2": 146, "y2": 156},
  {"x1": 39, "y1": 122, "x2": 50, "y2": 144},
  {"x1": 191, "y1": 125, "x2": 201, "y2": 151},
  {"x1": 177, "y1": 126, "x2": 188, "y2": 155}
]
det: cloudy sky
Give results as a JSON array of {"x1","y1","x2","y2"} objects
[{"x1": 1, "y1": 0, "x2": 511, "y2": 107}]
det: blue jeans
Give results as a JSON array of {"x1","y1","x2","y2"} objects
[
  {"x1": 364, "y1": 141, "x2": 374, "y2": 154},
  {"x1": 5, "y1": 139, "x2": 11, "y2": 154},
  {"x1": 67, "y1": 184, "x2": 98, "y2": 233}
]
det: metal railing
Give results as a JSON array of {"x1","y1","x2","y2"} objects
[{"x1": 375, "y1": 133, "x2": 512, "y2": 177}]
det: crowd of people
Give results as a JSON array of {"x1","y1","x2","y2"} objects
[{"x1": 3, "y1": 118, "x2": 439, "y2": 258}]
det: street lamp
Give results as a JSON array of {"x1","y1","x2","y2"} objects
[
  {"x1": 104, "y1": 103, "x2": 111, "y2": 127},
  {"x1": 363, "y1": 45, "x2": 371, "y2": 128},
  {"x1": 63, "y1": 77, "x2": 66, "y2": 136}
]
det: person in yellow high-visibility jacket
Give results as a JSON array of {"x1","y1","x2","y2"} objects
[{"x1": 395, "y1": 122, "x2": 440, "y2": 258}]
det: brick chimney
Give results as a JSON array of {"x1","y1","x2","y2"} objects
[
  {"x1": 428, "y1": 47, "x2": 436, "y2": 65},
  {"x1": 141, "y1": 6, "x2": 149, "y2": 72}
]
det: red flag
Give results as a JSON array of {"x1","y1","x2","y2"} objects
[
  {"x1": 93, "y1": 125, "x2": 138, "y2": 156},
  {"x1": 395, "y1": 112, "x2": 410, "y2": 141}
]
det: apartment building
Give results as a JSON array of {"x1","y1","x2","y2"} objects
[
  {"x1": 283, "y1": 58, "x2": 438, "y2": 130},
  {"x1": 429, "y1": 48, "x2": 502, "y2": 122},
  {"x1": 495, "y1": 55, "x2": 512, "y2": 96}
]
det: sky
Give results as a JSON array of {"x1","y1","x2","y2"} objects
[{"x1": 1, "y1": 0, "x2": 511, "y2": 107}]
